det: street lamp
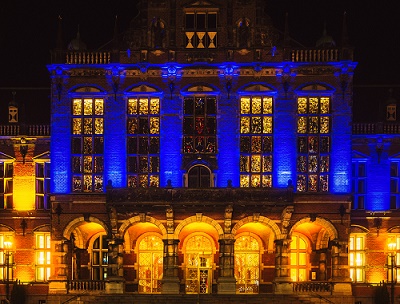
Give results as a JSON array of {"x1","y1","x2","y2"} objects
[
  {"x1": 388, "y1": 240, "x2": 397, "y2": 304},
  {"x1": 3, "y1": 240, "x2": 12, "y2": 302}
]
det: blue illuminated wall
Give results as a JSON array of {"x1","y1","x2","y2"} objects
[
  {"x1": 104, "y1": 83, "x2": 126, "y2": 188},
  {"x1": 274, "y1": 95, "x2": 296, "y2": 188},
  {"x1": 217, "y1": 94, "x2": 240, "y2": 187},
  {"x1": 160, "y1": 88, "x2": 183, "y2": 188},
  {"x1": 50, "y1": 71, "x2": 71, "y2": 194}
]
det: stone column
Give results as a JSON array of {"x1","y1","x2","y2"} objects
[
  {"x1": 330, "y1": 239, "x2": 352, "y2": 295},
  {"x1": 48, "y1": 239, "x2": 68, "y2": 294},
  {"x1": 274, "y1": 239, "x2": 292, "y2": 294},
  {"x1": 318, "y1": 249, "x2": 327, "y2": 281},
  {"x1": 218, "y1": 237, "x2": 236, "y2": 294},
  {"x1": 161, "y1": 237, "x2": 180, "y2": 294},
  {"x1": 105, "y1": 238, "x2": 124, "y2": 294}
]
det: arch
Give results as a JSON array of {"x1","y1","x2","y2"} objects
[
  {"x1": 0, "y1": 224, "x2": 15, "y2": 232},
  {"x1": 350, "y1": 224, "x2": 370, "y2": 233},
  {"x1": 63, "y1": 216, "x2": 109, "y2": 244},
  {"x1": 69, "y1": 84, "x2": 106, "y2": 93},
  {"x1": 182, "y1": 232, "x2": 217, "y2": 255},
  {"x1": 174, "y1": 215, "x2": 224, "y2": 239},
  {"x1": 181, "y1": 82, "x2": 220, "y2": 95},
  {"x1": 32, "y1": 224, "x2": 51, "y2": 233},
  {"x1": 289, "y1": 216, "x2": 338, "y2": 250},
  {"x1": 231, "y1": 215, "x2": 281, "y2": 251},
  {"x1": 125, "y1": 83, "x2": 163, "y2": 94},
  {"x1": 237, "y1": 82, "x2": 277, "y2": 94},
  {"x1": 295, "y1": 82, "x2": 336, "y2": 93},
  {"x1": 119, "y1": 215, "x2": 167, "y2": 252}
]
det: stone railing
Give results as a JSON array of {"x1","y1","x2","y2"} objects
[
  {"x1": 0, "y1": 125, "x2": 50, "y2": 136},
  {"x1": 68, "y1": 280, "x2": 105, "y2": 292},
  {"x1": 291, "y1": 49, "x2": 339, "y2": 62},
  {"x1": 353, "y1": 122, "x2": 400, "y2": 134},
  {"x1": 293, "y1": 281, "x2": 333, "y2": 293},
  {"x1": 66, "y1": 52, "x2": 111, "y2": 64}
]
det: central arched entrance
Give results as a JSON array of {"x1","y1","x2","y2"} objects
[{"x1": 188, "y1": 165, "x2": 211, "y2": 188}]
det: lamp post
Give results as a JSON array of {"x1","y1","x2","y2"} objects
[
  {"x1": 388, "y1": 241, "x2": 397, "y2": 304},
  {"x1": 3, "y1": 240, "x2": 12, "y2": 302}
]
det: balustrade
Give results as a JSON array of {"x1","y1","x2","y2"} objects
[
  {"x1": 293, "y1": 281, "x2": 332, "y2": 293},
  {"x1": 68, "y1": 280, "x2": 106, "y2": 292}
]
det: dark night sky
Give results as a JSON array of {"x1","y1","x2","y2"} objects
[{"x1": 0, "y1": 1, "x2": 399, "y2": 123}]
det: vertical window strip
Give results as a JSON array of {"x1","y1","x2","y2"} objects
[
  {"x1": 348, "y1": 234, "x2": 365, "y2": 283},
  {"x1": 185, "y1": 12, "x2": 218, "y2": 49},
  {"x1": 72, "y1": 98, "x2": 104, "y2": 192},
  {"x1": 0, "y1": 162, "x2": 13, "y2": 209},
  {"x1": 127, "y1": 97, "x2": 160, "y2": 188},
  {"x1": 35, "y1": 232, "x2": 51, "y2": 282},
  {"x1": 390, "y1": 161, "x2": 400, "y2": 209},
  {"x1": 240, "y1": 96, "x2": 273, "y2": 187},
  {"x1": 296, "y1": 96, "x2": 330, "y2": 192},
  {"x1": 352, "y1": 162, "x2": 366, "y2": 210},
  {"x1": 183, "y1": 96, "x2": 217, "y2": 155}
]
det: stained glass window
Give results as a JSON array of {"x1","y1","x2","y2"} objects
[
  {"x1": 240, "y1": 96, "x2": 273, "y2": 187},
  {"x1": 72, "y1": 98, "x2": 104, "y2": 192},
  {"x1": 185, "y1": 235, "x2": 213, "y2": 294},
  {"x1": 128, "y1": 97, "x2": 160, "y2": 188},
  {"x1": 296, "y1": 96, "x2": 330, "y2": 192},
  {"x1": 290, "y1": 235, "x2": 308, "y2": 282},
  {"x1": 138, "y1": 235, "x2": 163, "y2": 293},
  {"x1": 183, "y1": 96, "x2": 217, "y2": 154},
  {"x1": 235, "y1": 235, "x2": 260, "y2": 294}
]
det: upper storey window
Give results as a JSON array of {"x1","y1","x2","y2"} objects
[
  {"x1": 183, "y1": 96, "x2": 217, "y2": 155},
  {"x1": 296, "y1": 95, "x2": 330, "y2": 192},
  {"x1": 240, "y1": 96, "x2": 273, "y2": 188},
  {"x1": 72, "y1": 97, "x2": 104, "y2": 192},
  {"x1": 0, "y1": 161, "x2": 13, "y2": 209},
  {"x1": 184, "y1": 4, "x2": 217, "y2": 49},
  {"x1": 127, "y1": 96, "x2": 160, "y2": 188}
]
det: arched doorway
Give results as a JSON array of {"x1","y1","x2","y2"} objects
[{"x1": 188, "y1": 165, "x2": 211, "y2": 188}]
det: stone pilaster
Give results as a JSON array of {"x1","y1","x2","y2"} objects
[
  {"x1": 218, "y1": 237, "x2": 236, "y2": 294},
  {"x1": 48, "y1": 239, "x2": 68, "y2": 294},
  {"x1": 161, "y1": 238, "x2": 180, "y2": 294},
  {"x1": 330, "y1": 239, "x2": 352, "y2": 295},
  {"x1": 274, "y1": 239, "x2": 292, "y2": 294}
]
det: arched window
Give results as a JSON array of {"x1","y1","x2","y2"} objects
[
  {"x1": 290, "y1": 235, "x2": 308, "y2": 281},
  {"x1": 188, "y1": 165, "x2": 211, "y2": 188},
  {"x1": 91, "y1": 234, "x2": 108, "y2": 280},
  {"x1": 138, "y1": 235, "x2": 163, "y2": 293},
  {"x1": 185, "y1": 234, "x2": 214, "y2": 294},
  {"x1": 234, "y1": 235, "x2": 260, "y2": 294}
]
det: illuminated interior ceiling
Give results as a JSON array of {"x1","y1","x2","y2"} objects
[
  {"x1": 179, "y1": 222, "x2": 219, "y2": 247},
  {"x1": 127, "y1": 222, "x2": 161, "y2": 241},
  {"x1": 236, "y1": 222, "x2": 271, "y2": 246},
  {"x1": 294, "y1": 222, "x2": 327, "y2": 244},
  {"x1": 74, "y1": 222, "x2": 106, "y2": 247}
]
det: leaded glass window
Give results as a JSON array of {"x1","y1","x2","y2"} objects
[
  {"x1": 183, "y1": 96, "x2": 217, "y2": 155},
  {"x1": 185, "y1": 235, "x2": 213, "y2": 294},
  {"x1": 296, "y1": 96, "x2": 330, "y2": 192},
  {"x1": 72, "y1": 98, "x2": 104, "y2": 192},
  {"x1": 235, "y1": 235, "x2": 260, "y2": 294},
  {"x1": 127, "y1": 97, "x2": 160, "y2": 188},
  {"x1": 240, "y1": 96, "x2": 273, "y2": 187},
  {"x1": 290, "y1": 235, "x2": 308, "y2": 282},
  {"x1": 138, "y1": 235, "x2": 163, "y2": 293}
]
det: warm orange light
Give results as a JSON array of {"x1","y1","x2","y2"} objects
[
  {"x1": 13, "y1": 177, "x2": 36, "y2": 210},
  {"x1": 388, "y1": 240, "x2": 397, "y2": 252},
  {"x1": 3, "y1": 240, "x2": 12, "y2": 249}
]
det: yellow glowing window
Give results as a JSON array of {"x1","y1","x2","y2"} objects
[
  {"x1": 348, "y1": 234, "x2": 365, "y2": 283},
  {"x1": 235, "y1": 235, "x2": 260, "y2": 294},
  {"x1": 35, "y1": 232, "x2": 51, "y2": 282},
  {"x1": 138, "y1": 235, "x2": 163, "y2": 294},
  {"x1": 0, "y1": 234, "x2": 14, "y2": 281},
  {"x1": 240, "y1": 96, "x2": 273, "y2": 188},
  {"x1": 290, "y1": 235, "x2": 308, "y2": 282}
]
